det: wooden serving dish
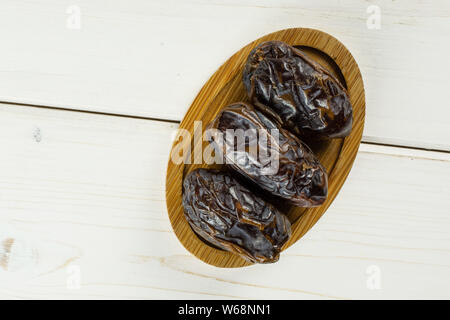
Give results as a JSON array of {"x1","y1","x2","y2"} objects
[{"x1": 166, "y1": 28, "x2": 365, "y2": 268}]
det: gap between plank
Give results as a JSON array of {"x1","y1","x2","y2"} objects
[
  {"x1": 0, "y1": 100, "x2": 180, "y2": 124},
  {"x1": 2, "y1": 100, "x2": 449, "y2": 155},
  {"x1": 361, "y1": 141, "x2": 450, "y2": 155}
]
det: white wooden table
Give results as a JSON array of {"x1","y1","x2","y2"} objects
[{"x1": 0, "y1": 0, "x2": 449, "y2": 299}]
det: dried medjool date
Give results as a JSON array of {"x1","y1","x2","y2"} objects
[
  {"x1": 243, "y1": 40, "x2": 353, "y2": 138},
  {"x1": 208, "y1": 102, "x2": 328, "y2": 207},
  {"x1": 182, "y1": 168, "x2": 291, "y2": 263}
]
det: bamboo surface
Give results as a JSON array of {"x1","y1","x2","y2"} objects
[{"x1": 166, "y1": 28, "x2": 365, "y2": 268}]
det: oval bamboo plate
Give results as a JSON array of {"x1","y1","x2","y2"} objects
[{"x1": 166, "y1": 28, "x2": 365, "y2": 268}]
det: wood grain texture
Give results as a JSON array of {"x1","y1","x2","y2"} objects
[
  {"x1": 166, "y1": 28, "x2": 365, "y2": 267},
  {"x1": 0, "y1": 0, "x2": 449, "y2": 299},
  {"x1": 0, "y1": 104, "x2": 449, "y2": 299},
  {"x1": 0, "y1": 0, "x2": 448, "y2": 150}
]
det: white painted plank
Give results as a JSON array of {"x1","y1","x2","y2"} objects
[
  {"x1": 0, "y1": 104, "x2": 449, "y2": 299},
  {"x1": 0, "y1": 0, "x2": 449, "y2": 150}
]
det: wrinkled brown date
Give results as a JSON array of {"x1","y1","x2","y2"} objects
[
  {"x1": 243, "y1": 40, "x2": 353, "y2": 138},
  {"x1": 208, "y1": 102, "x2": 328, "y2": 207},
  {"x1": 182, "y1": 168, "x2": 291, "y2": 263}
]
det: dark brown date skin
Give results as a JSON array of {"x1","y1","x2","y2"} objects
[
  {"x1": 208, "y1": 102, "x2": 328, "y2": 207},
  {"x1": 243, "y1": 40, "x2": 353, "y2": 138},
  {"x1": 182, "y1": 168, "x2": 291, "y2": 264}
]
